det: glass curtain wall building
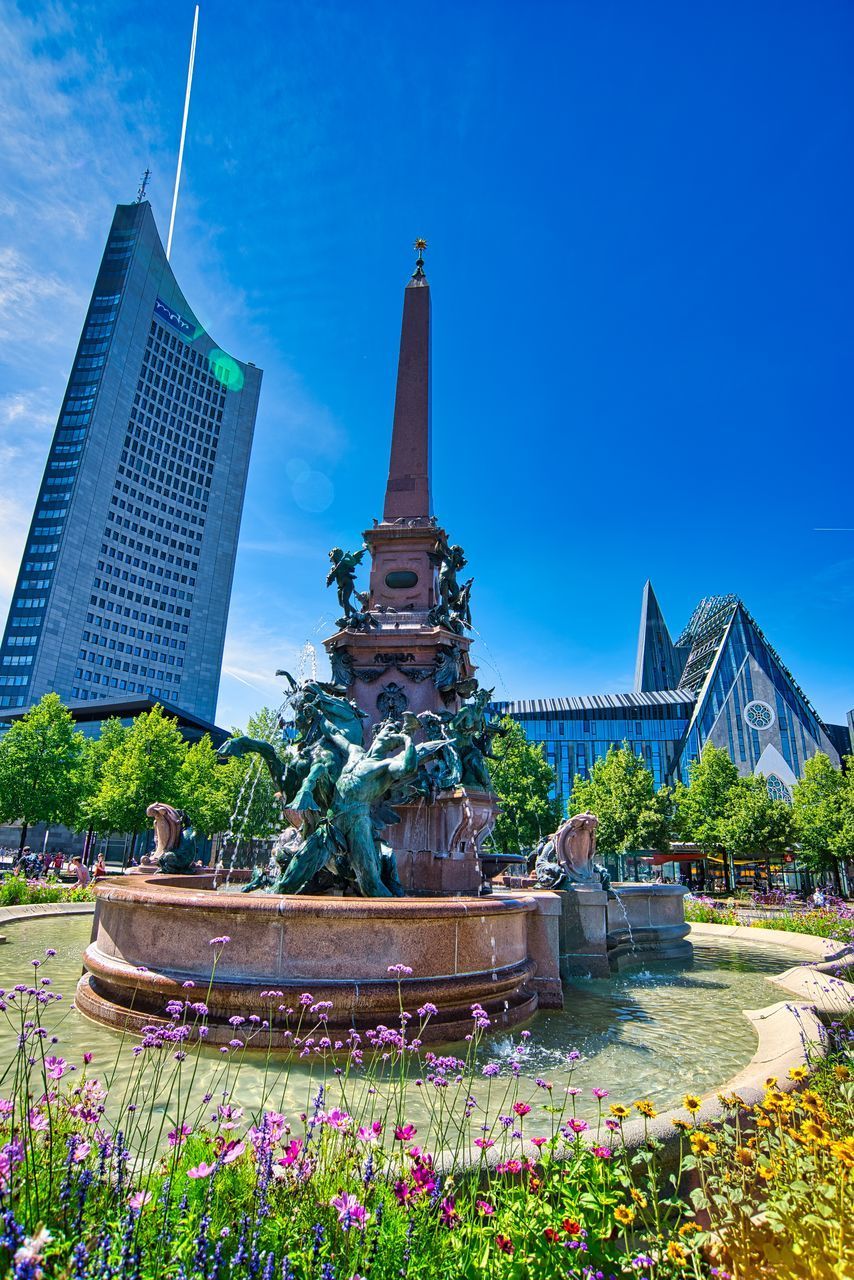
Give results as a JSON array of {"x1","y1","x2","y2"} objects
[
  {"x1": 492, "y1": 581, "x2": 846, "y2": 813},
  {"x1": 0, "y1": 201, "x2": 261, "y2": 722}
]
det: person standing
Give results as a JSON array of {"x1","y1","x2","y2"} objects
[{"x1": 70, "y1": 857, "x2": 90, "y2": 888}]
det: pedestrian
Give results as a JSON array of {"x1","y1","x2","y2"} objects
[
  {"x1": 93, "y1": 853, "x2": 107, "y2": 878},
  {"x1": 70, "y1": 856, "x2": 91, "y2": 888}
]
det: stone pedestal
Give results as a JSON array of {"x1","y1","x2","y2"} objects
[
  {"x1": 390, "y1": 787, "x2": 495, "y2": 895},
  {"x1": 558, "y1": 887, "x2": 610, "y2": 979}
]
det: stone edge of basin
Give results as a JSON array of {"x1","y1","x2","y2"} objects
[{"x1": 92, "y1": 874, "x2": 540, "y2": 919}]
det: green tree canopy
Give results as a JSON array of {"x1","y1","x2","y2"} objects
[
  {"x1": 671, "y1": 744, "x2": 740, "y2": 852},
  {"x1": 87, "y1": 704, "x2": 186, "y2": 839},
  {"x1": 179, "y1": 734, "x2": 239, "y2": 837},
  {"x1": 568, "y1": 744, "x2": 671, "y2": 857},
  {"x1": 78, "y1": 717, "x2": 128, "y2": 833},
  {"x1": 0, "y1": 693, "x2": 86, "y2": 846},
  {"x1": 486, "y1": 717, "x2": 561, "y2": 854},
  {"x1": 226, "y1": 706, "x2": 288, "y2": 845},
  {"x1": 792, "y1": 751, "x2": 847, "y2": 876},
  {"x1": 720, "y1": 774, "x2": 793, "y2": 860}
]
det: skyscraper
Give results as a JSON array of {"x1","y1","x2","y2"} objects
[{"x1": 0, "y1": 200, "x2": 261, "y2": 722}]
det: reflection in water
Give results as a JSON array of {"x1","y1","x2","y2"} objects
[{"x1": 0, "y1": 919, "x2": 807, "y2": 1136}]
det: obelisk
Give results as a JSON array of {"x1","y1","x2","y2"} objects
[{"x1": 324, "y1": 243, "x2": 496, "y2": 893}]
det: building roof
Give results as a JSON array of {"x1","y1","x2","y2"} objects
[
  {"x1": 634, "y1": 580, "x2": 685, "y2": 692},
  {"x1": 0, "y1": 695, "x2": 229, "y2": 745},
  {"x1": 490, "y1": 689, "x2": 696, "y2": 716}
]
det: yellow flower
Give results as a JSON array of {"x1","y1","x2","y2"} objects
[
  {"x1": 609, "y1": 1104, "x2": 630, "y2": 1119},
  {"x1": 634, "y1": 1100, "x2": 657, "y2": 1119},
  {"x1": 765, "y1": 1076, "x2": 778, "y2": 1088},
  {"x1": 833, "y1": 1064, "x2": 851, "y2": 1082},
  {"x1": 683, "y1": 1094, "x2": 702, "y2": 1114},
  {"x1": 755, "y1": 1114, "x2": 772, "y2": 1128},
  {"x1": 690, "y1": 1132, "x2": 718, "y2": 1157},
  {"x1": 757, "y1": 1163, "x2": 776, "y2": 1181},
  {"x1": 734, "y1": 1146, "x2": 755, "y2": 1166},
  {"x1": 788, "y1": 1066, "x2": 808, "y2": 1082},
  {"x1": 679, "y1": 1221, "x2": 701, "y2": 1236},
  {"x1": 666, "y1": 1241, "x2": 688, "y2": 1266},
  {"x1": 629, "y1": 1188, "x2": 648, "y2": 1208},
  {"x1": 614, "y1": 1205, "x2": 635, "y2": 1226},
  {"x1": 801, "y1": 1119, "x2": 826, "y2": 1143},
  {"x1": 671, "y1": 1118, "x2": 693, "y2": 1132},
  {"x1": 831, "y1": 1139, "x2": 854, "y2": 1169}
]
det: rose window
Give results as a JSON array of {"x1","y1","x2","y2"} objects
[{"x1": 743, "y1": 700, "x2": 774, "y2": 731}]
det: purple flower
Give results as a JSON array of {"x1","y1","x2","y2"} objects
[
  {"x1": 128, "y1": 1190, "x2": 151, "y2": 1210},
  {"x1": 592, "y1": 1088, "x2": 608, "y2": 1100},
  {"x1": 330, "y1": 1192, "x2": 367, "y2": 1231},
  {"x1": 417, "y1": 1002, "x2": 438, "y2": 1017},
  {"x1": 387, "y1": 964, "x2": 413, "y2": 977},
  {"x1": 482, "y1": 1063, "x2": 501, "y2": 1077},
  {"x1": 208, "y1": 935, "x2": 231, "y2": 947}
]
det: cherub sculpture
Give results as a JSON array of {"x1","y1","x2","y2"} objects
[{"x1": 327, "y1": 545, "x2": 368, "y2": 623}]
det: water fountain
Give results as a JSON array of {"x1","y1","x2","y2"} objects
[{"x1": 76, "y1": 245, "x2": 688, "y2": 1045}]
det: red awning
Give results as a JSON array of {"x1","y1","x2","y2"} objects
[{"x1": 651, "y1": 852, "x2": 706, "y2": 866}]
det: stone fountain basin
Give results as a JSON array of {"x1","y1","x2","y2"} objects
[
  {"x1": 76, "y1": 874, "x2": 540, "y2": 1044},
  {"x1": 606, "y1": 883, "x2": 691, "y2": 969}
]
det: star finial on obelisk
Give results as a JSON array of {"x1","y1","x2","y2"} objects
[{"x1": 411, "y1": 237, "x2": 428, "y2": 282}]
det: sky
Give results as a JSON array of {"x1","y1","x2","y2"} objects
[{"x1": 0, "y1": 0, "x2": 852, "y2": 730}]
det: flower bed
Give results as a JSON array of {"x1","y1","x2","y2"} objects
[
  {"x1": 0, "y1": 876, "x2": 94, "y2": 908},
  {"x1": 0, "y1": 939, "x2": 852, "y2": 1277}
]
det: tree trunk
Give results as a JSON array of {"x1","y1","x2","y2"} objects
[
  {"x1": 723, "y1": 849, "x2": 734, "y2": 894},
  {"x1": 18, "y1": 823, "x2": 28, "y2": 852}
]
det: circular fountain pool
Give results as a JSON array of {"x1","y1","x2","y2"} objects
[{"x1": 0, "y1": 915, "x2": 813, "y2": 1129}]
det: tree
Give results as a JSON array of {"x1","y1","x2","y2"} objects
[
  {"x1": 672, "y1": 745, "x2": 741, "y2": 890},
  {"x1": 0, "y1": 693, "x2": 85, "y2": 849},
  {"x1": 720, "y1": 775, "x2": 793, "y2": 864},
  {"x1": 179, "y1": 735, "x2": 239, "y2": 837},
  {"x1": 568, "y1": 744, "x2": 671, "y2": 859},
  {"x1": 88, "y1": 705, "x2": 186, "y2": 856},
  {"x1": 792, "y1": 751, "x2": 846, "y2": 882},
  {"x1": 487, "y1": 717, "x2": 561, "y2": 854},
  {"x1": 78, "y1": 718, "x2": 128, "y2": 836}
]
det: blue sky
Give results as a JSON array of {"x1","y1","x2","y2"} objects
[{"x1": 0, "y1": 0, "x2": 852, "y2": 729}]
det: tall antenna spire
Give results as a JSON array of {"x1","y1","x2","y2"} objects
[
  {"x1": 166, "y1": 4, "x2": 200, "y2": 261},
  {"x1": 135, "y1": 168, "x2": 152, "y2": 204}
]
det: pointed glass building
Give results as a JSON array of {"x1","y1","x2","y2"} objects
[
  {"x1": 0, "y1": 200, "x2": 261, "y2": 722},
  {"x1": 492, "y1": 582, "x2": 849, "y2": 810}
]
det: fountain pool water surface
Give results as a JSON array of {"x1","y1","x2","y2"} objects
[{"x1": 1, "y1": 917, "x2": 811, "y2": 1129}]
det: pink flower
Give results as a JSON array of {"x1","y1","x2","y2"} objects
[
  {"x1": 393, "y1": 1179, "x2": 414, "y2": 1204},
  {"x1": 512, "y1": 1102, "x2": 531, "y2": 1117},
  {"x1": 168, "y1": 1124, "x2": 192, "y2": 1146},
  {"x1": 220, "y1": 1140, "x2": 245, "y2": 1165},
  {"x1": 592, "y1": 1088, "x2": 609, "y2": 1100},
  {"x1": 279, "y1": 1138, "x2": 303, "y2": 1167},
  {"x1": 128, "y1": 1190, "x2": 151, "y2": 1210},
  {"x1": 330, "y1": 1191, "x2": 367, "y2": 1231},
  {"x1": 440, "y1": 1194, "x2": 459, "y2": 1227},
  {"x1": 605, "y1": 1118, "x2": 621, "y2": 1132},
  {"x1": 564, "y1": 1118, "x2": 589, "y2": 1135},
  {"x1": 592, "y1": 1146, "x2": 613, "y2": 1159},
  {"x1": 72, "y1": 1141, "x2": 91, "y2": 1163},
  {"x1": 394, "y1": 1124, "x2": 417, "y2": 1141},
  {"x1": 476, "y1": 1199, "x2": 495, "y2": 1215},
  {"x1": 474, "y1": 1137, "x2": 494, "y2": 1149},
  {"x1": 45, "y1": 1055, "x2": 67, "y2": 1080},
  {"x1": 187, "y1": 1162, "x2": 215, "y2": 1179},
  {"x1": 530, "y1": 1137, "x2": 548, "y2": 1148}
]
